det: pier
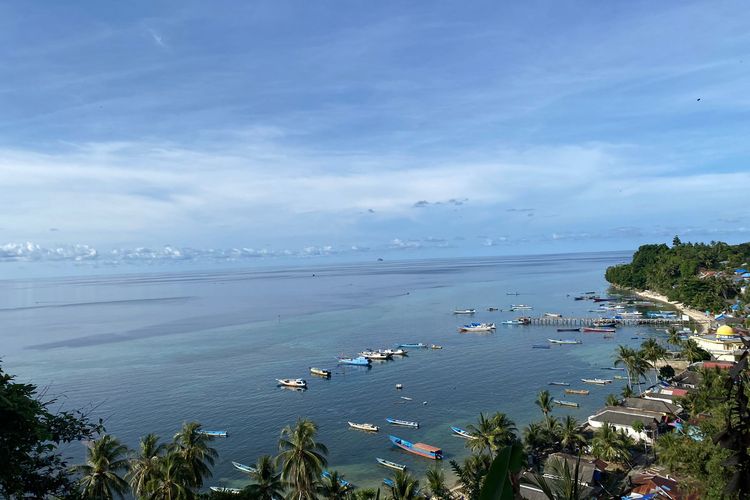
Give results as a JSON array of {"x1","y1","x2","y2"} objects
[{"x1": 525, "y1": 317, "x2": 687, "y2": 326}]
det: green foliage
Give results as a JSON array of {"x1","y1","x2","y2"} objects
[
  {"x1": 465, "y1": 412, "x2": 517, "y2": 456},
  {"x1": 74, "y1": 434, "x2": 130, "y2": 499},
  {"x1": 658, "y1": 365, "x2": 675, "y2": 380},
  {"x1": 605, "y1": 239, "x2": 750, "y2": 312},
  {"x1": 277, "y1": 418, "x2": 328, "y2": 500},
  {"x1": 0, "y1": 363, "x2": 103, "y2": 498},
  {"x1": 591, "y1": 423, "x2": 633, "y2": 464},
  {"x1": 477, "y1": 442, "x2": 523, "y2": 500},
  {"x1": 387, "y1": 469, "x2": 423, "y2": 500},
  {"x1": 424, "y1": 465, "x2": 451, "y2": 500},
  {"x1": 450, "y1": 454, "x2": 492, "y2": 500}
]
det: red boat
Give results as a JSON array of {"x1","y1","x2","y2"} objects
[{"x1": 582, "y1": 327, "x2": 616, "y2": 333}]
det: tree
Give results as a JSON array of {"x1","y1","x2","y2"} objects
[
  {"x1": 350, "y1": 488, "x2": 379, "y2": 500},
  {"x1": 0, "y1": 363, "x2": 103, "y2": 498},
  {"x1": 535, "y1": 390, "x2": 553, "y2": 417},
  {"x1": 449, "y1": 454, "x2": 491, "y2": 500},
  {"x1": 525, "y1": 454, "x2": 585, "y2": 500},
  {"x1": 74, "y1": 434, "x2": 130, "y2": 499},
  {"x1": 605, "y1": 394, "x2": 620, "y2": 407},
  {"x1": 277, "y1": 418, "x2": 328, "y2": 500},
  {"x1": 591, "y1": 423, "x2": 631, "y2": 465},
  {"x1": 559, "y1": 416, "x2": 586, "y2": 453},
  {"x1": 640, "y1": 338, "x2": 668, "y2": 381},
  {"x1": 620, "y1": 385, "x2": 634, "y2": 399},
  {"x1": 171, "y1": 422, "x2": 217, "y2": 489},
  {"x1": 424, "y1": 465, "x2": 450, "y2": 500},
  {"x1": 317, "y1": 470, "x2": 348, "y2": 500},
  {"x1": 523, "y1": 422, "x2": 546, "y2": 465},
  {"x1": 680, "y1": 340, "x2": 711, "y2": 363},
  {"x1": 128, "y1": 433, "x2": 167, "y2": 498},
  {"x1": 387, "y1": 469, "x2": 423, "y2": 500},
  {"x1": 614, "y1": 346, "x2": 649, "y2": 394},
  {"x1": 147, "y1": 451, "x2": 193, "y2": 500},
  {"x1": 465, "y1": 412, "x2": 517, "y2": 456},
  {"x1": 246, "y1": 455, "x2": 284, "y2": 500},
  {"x1": 658, "y1": 365, "x2": 676, "y2": 380}
]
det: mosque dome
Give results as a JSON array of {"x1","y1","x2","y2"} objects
[{"x1": 716, "y1": 325, "x2": 735, "y2": 337}]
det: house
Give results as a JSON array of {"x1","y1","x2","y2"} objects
[
  {"x1": 543, "y1": 452, "x2": 606, "y2": 487},
  {"x1": 690, "y1": 325, "x2": 748, "y2": 362},
  {"x1": 642, "y1": 387, "x2": 689, "y2": 404},
  {"x1": 623, "y1": 473, "x2": 700, "y2": 499},
  {"x1": 587, "y1": 407, "x2": 663, "y2": 443},
  {"x1": 620, "y1": 397, "x2": 680, "y2": 415}
]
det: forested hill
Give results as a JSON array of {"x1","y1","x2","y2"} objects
[{"x1": 605, "y1": 238, "x2": 750, "y2": 312}]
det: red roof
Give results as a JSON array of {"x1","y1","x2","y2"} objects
[
  {"x1": 702, "y1": 361, "x2": 734, "y2": 369},
  {"x1": 631, "y1": 474, "x2": 700, "y2": 500}
]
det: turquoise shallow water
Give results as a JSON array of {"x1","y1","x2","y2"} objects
[{"x1": 1, "y1": 252, "x2": 663, "y2": 490}]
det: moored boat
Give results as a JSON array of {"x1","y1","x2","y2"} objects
[
  {"x1": 210, "y1": 487, "x2": 241, "y2": 494},
  {"x1": 582, "y1": 327, "x2": 616, "y2": 333},
  {"x1": 338, "y1": 356, "x2": 371, "y2": 366},
  {"x1": 381, "y1": 348, "x2": 407, "y2": 356},
  {"x1": 450, "y1": 426, "x2": 474, "y2": 439},
  {"x1": 310, "y1": 367, "x2": 331, "y2": 378},
  {"x1": 581, "y1": 378, "x2": 612, "y2": 385},
  {"x1": 557, "y1": 328, "x2": 581, "y2": 332},
  {"x1": 322, "y1": 470, "x2": 350, "y2": 488},
  {"x1": 430, "y1": 344, "x2": 443, "y2": 349},
  {"x1": 553, "y1": 399, "x2": 580, "y2": 408},
  {"x1": 277, "y1": 378, "x2": 307, "y2": 388},
  {"x1": 458, "y1": 322, "x2": 496, "y2": 332},
  {"x1": 453, "y1": 308, "x2": 476, "y2": 314},
  {"x1": 548, "y1": 382, "x2": 570, "y2": 386},
  {"x1": 398, "y1": 343, "x2": 427, "y2": 348},
  {"x1": 386, "y1": 417, "x2": 419, "y2": 428},
  {"x1": 348, "y1": 421, "x2": 379, "y2": 432},
  {"x1": 564, "y1": 389, "x2": 590, "y2": 395},
  {"x1": 360, "y1": 350, "x2": 391, "y2": 360},
  {"x1": 376, "y1": 457, "x2": 406, "y2": 471},
  {"x1": 389, "y1": 435, "x2": 442, "y2": 460},
  {"x1": 547, "y1": 339, "x2": 582, "y2": 344},
  {"x1": 510, "y1": 304, "x2": 533, "y2": 310},
  {"x1": 383, "y1": 478, "x2": 395, "y2": 487},
  {"x1": 198, "y1": 430, "x2": 228, "y2": 437},
  {"x1": 544, "y1": 313, "x2": 563, "y2": 318},
  {"x1": 613, "y1": 375, "x2": 627, "y2": 380},
  {"x1": 232, "y1": 461, "x2": 257, "y2": 473}
]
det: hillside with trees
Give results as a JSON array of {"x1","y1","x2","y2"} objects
[{"x1": 605, "y1": 238, "x2": 750, "y2": 312}]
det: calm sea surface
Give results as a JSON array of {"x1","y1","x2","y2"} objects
[{"x1": 2, "y1": 251, "x2": 663, "y2": 490}]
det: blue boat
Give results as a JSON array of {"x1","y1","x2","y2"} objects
[
  {"x1": 398, "y1": 343, "x2": 427, "y2": 348},
  {"x1": 532, "y1": 344, "x2": 550, "y2": 349},
  {"x1": 198, "y1": 430, "x2": 228, "y2": 437},
  {"x1": 322, "y1": 470, "x2": 350, "y2": 488},
  {"x1": 386, "y1": 417, "x2": 419, "y2": 428},
  {"x1": 383, "y1": 478, "x2": 395, "y2": 487},
  {"x1": 337, "y1": 356, "x2": 371, "y2": 366},
  {"x1": 451, "y1": 426, "x2": 473, "y2": 439},
  {"x1": 389, "y1": 435, "x2": 442, "y2": 460}
]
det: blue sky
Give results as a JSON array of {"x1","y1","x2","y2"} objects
[{"x1": 1, "y1": 1, "x2": 749, "y2": 265}]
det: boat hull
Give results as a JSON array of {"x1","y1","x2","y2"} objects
[{"x1": 389, "y1": 435, "x2": 442, "y2": 460}]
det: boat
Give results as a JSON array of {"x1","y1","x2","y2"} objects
[
  {"x1": 453, "y1": 308, "x2": 476, "y2": 314},
  {"x1": 348, "y1": 421, "x2": 379, "y2": 432},
  {"x1": 601, "y1": 367, "x2": 625, "y2": 371},
  {"x1": 593, "y1": 319, "x2": 617, "y2": 327},
  {"x1": 613, "y1": 375, "x2": 627, "y2": 380},
  {"x1": 383, "y1": 478, "x2": 395, "y2": 487},
  {"x1": 557, "y1": 328, "x2": 580, "y2": 332},
  {"x1": 310, "y1": 367, "x2": 331, "y2": 378},
  {"x1": 581, "y1": 378, "x2": 612, "y2": 385},
  {"x1": 450, "y1": 426, "x2": 474, "y2": 439},
  {"x1": 232, "y1": 461, "x2": 257, "y2": 473},
  {"x1": 381, "y1": 348, "x2": 407, "y2": 356},
  {"x1": 360, "y1": 350, "x2": 391, "y2": 360},
  {"x1": 506, "y1": 292, "x2": 520, "y2": 295},
  {"x1": 210, "y1": 487, "x2": 241, "y2": 494},
  {"x1": 277, "y1": 378, "x2": 307, "y2": 388},
  {"x1": 386, "y1": 418, "x2": 419, "y2": 428},
  {"x1": 376, "y1": 457, "x2": 407, "y2": 471},
  {"x1": 547, "y1": 339, "x2": 582, "y2": 345},
  {"x1": 398, "y1": 343, "x2": 427, "y2": 349},
  {"x1": 198, "y1": 430, "x2": 228, "y2": 437},
  {"x1": 548, "y1": 382, "x2": 570, "y2": 386},
  {"x1": 544, "y1": 313, "x2": 563, "y2": 318},
  {"x1": 338, "y1": 356, "x2": 371, "y2": 366},
  {"x1": 501, "y1": 320, "x2": 524, "y2": 325},
  {"x1": 487, "y1": 307, "x2": 499, "y2": 311},
  {"x1": 564, "y1": 389, "x2": 590, "y2": 395},
  {"x1": 389, "y1": 435, "x2": 442, "y2": 459},
  {"x1": 532, "y1": 344, "x2": 550, "y2": 349},
  {"x1": 553, "y1": 399, "x2": 580, "y2": 408},
  {"x1": 582, "y1": 327, "x2": 616, "y2": 333},
  {"x1": 430, "y1": 344, "x2": 443, "y2": 349},
  {"x1": 322, "y1": 470, "x2": 350, "y2": 488},
  {"x1": 510, "y1": 304, "x2": 533, "y2": 310},
  {"x1": 400, "y1": 396, "x2": 413, "y2": 401},
  {"x1": 458, "y1": 322, "x2": 496, "y2": 332}
]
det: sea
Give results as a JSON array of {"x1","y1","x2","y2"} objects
[{"x1": 1, "y1": 250, "x2": 664, "y2": 491}]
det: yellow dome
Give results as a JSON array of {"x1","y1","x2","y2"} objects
[{"x1": 716, "y1": 325, "x2": 735, "y2": 337}]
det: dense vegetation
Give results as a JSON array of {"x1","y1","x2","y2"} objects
[{"x1": 605, "y1": 238, "x2": 750, "y2": 312}]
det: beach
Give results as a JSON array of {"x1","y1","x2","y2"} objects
[{"x1": 630, "y1": 289, "x2": 713, "y2": 333}]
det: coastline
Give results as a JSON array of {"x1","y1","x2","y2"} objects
[{"x1": 628, "y1": 288, "x2": 713, "y2": 333}]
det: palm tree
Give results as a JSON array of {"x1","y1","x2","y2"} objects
[
  {"x1": 388, "y1": 469, "x2": 423, "y2": 500},
  {"x1": 523, "y1": 422, "x2": 546, "y2": 467},
  {"x1": 640, "y1": 339, "x2": 668, "y2": 382},
  {"x1": 666, "y1": 327, "x2": 683, "y2": 347},
  {"x1": 449, "y1": 454, "x2": 490, "y2": 500},
  {"x1": 351, "y1": 488, "x2": 379, "y2": 500},
  {"x1": 680, "y1": 339, "x2": 709, "y2": 363},
  {"x1": 525, "y1": 454, "x2": 584, "y2": 500},
  {"x1": 535, "y1": 390, "x2": 553, "y2": 417},
  {"x1": 425, "y1": 465, "x2": 450, "y2": 500},
  {"x1": 171, "y1": 422, "x2": 217, "y2": 489},
  {"x1": 317, "y1": 470, "x2": 348, "y2": 500},
  {"x1": 246, "y1": 455, "x2": 284, "y2": 500},
  {"x1": 605, "y1": 394, "x2": 621, "y2": 407},
  {"x1": 465, "y1": 412, "x2": 517, "y2": 456},
  {"x1": 620, "y1": 385, "x2": 635, "y2": 399},
  {"x1": 128, "y1": 433, "x2": 166, "y2": 498},
  {"x1": 489, "y1": 412, "x2": 517, "y2": 449},
  {"x1": 147, "y1": 452, "x2": 193, "y2": 500},
  {"x1": 559, "y1": 416, "x2": 586, "y2": 453},
  {"x1": 591, "y1": 423, "x2": 631, "y2": 465},
  {"x1": 277, "y1": 418, "x2": 328, "y2": 500},
  {"x1": 75, "y1": 434, "x2": 130, "y2": 499},
  {"x1": 614, "y1": 346, "x2": 649, "y2": 394}
]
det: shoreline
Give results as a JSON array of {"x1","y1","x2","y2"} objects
[{"x1": 626, "y1": 288, "x2": 713, "y2": 333}]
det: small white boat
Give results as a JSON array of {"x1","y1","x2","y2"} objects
[
  {"x1": 544, "y1": 313, "x2": 563, "y2": 318},
  {"x1": 458, "y1": 322, "x2": 496, "y2": 332},
  {"x1": 553, "y1": 399, "x2": 580, "y2": 408},
  {"x1": 430, "y1": 344, "x2": 443, "y2": 349},
  {"x1": 232, "y1": 461, "x2": 257, "y2": 473},
  {"x1": 451, "y1": 426, "x2": 474, "y2": 439},
  {"x1": 547, "y1": 339, "x2": 582, "y2": 345},
  {"x1": 453, "y1": 308, "x2": 476, "y2": 314},
  {"x1": 360, "y1": 350, "x2": 391, "y2": 360},
  {"x1": 400, "y1": 396, "x2": 413, "y2": 401},
  {"x1": 210, "y1": 487, "x2": 241, "y2": 494},
  {"x1": 277, "y1": 378, "x2": 307, "y2": 388},
  {"x1": 386, "y1": 417, "x2": 419, "y2": 428},
  {"x1": 198, "y1": 430, "x2": 228, "y2": 437},
  {"x1": 511, "y1": 304, "x2": 533, "y2": 310},
  {"x1": 381, "y1": 348, "x2": 407, "y2": 356},
  {"x1": 376, "y1": 457, "x2": 406, "y2": 471},
  {"x1": 581, "y1": 378, "x2": 612, "y2": 385},
  {"x1": 348, "y1": 421, "x2": 379, "y2": 432},
  {"x1": 310, "y1": 367, "x2": 331, "y2": 378}
]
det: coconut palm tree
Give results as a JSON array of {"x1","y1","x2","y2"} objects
[
  {"x1": 640, "y1": 339, "x2": 668, "y2": 382},
  {"x1": 449, "y1": 454, "x2": 490, "y2": 500},
  {"x1": 246, "y1": 455, "x2": 284, "y2": 500},
  {"x1": 605, "y1": 394, "x2": 621, "y2": 407},
  {"x1": 128, "y1": 433, "x2": 166, "y2": 498},
  {"x1": 465, "y1": 413, "x2": 496, "y2": 455},
  {"x1": 614, "y1": 346, "x2": 649, "y2": 394},
  {"x1": 680, "y1": 339, "x2": 709, "y2": 363},
  {"x1": 591, "y1": 423, "x2": 631, "y2": 465},
  {"x1": 317, "y1": 470, "x2": 348, "y2": 500},
  {"x1": 388, "y1": 469, "x2": 423, "y2": 500},
  {"x1": 666, "y1": 327, "x2": 683, "y2": 347},
  {"x1": 75, "y1": 434, "x2": 130, "y2": 499},
  {"x1": 277, "y1": 418, "x2": 328, "y2": 500},
  {"x1": 523, "y1": 422, "x2": 546, "y2": 467},
  {"x1": 147, "y1": 451, "x2": 193, "y2": 500},
  {"x1": 535, "y1": 390, "x2": 553, "y2": 417},
  {"x1": 489, "y1": 412, "x2": 517, "y2": 449},
  {"x1": 425, "y1": 465, "x2": 450, "y2": 500},
  {"x1": 171, "y1": 422, "x2": 217, "y2": 489},
  {"x1": 524, "y1": 453, "x2": 584, "y2": 500},
  {"x1": 620, "y1": 385, "x2": 635, "y2": 399},
  {"x1": 351, "y1": 488, "x2": 379, "y2": 500},
  {"x1": 559, "y1": 416, "x2": 586, "y2": 453}
]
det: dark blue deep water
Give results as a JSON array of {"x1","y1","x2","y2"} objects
[{"x1": 3, "y1": 252, "x2": 659, "y2": 490}]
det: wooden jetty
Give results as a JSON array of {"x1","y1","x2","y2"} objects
[{"x1": 526, "y1": 317, "x2": 687, "y2": 326}]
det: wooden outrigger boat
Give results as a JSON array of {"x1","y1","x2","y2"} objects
[
  {"x1": 398, "y1": 343, "x2": 427, "y2": 348},
  {"x1": 581, "y1": 378, "x2": 612, "y2": 385},
  {"x1": 360, "y1": 350, "x2": 391, "y2": 360},
  {"x1": 557, "y1": 328, "x2": 581, "y2": 332},
  {"x1": 453, "y1": 308, "x2": 476, "y2": 314},
  {"x1": 389, "y1": 435, "x2": 443, "y2": 460},
  {"x1": 210, "y1": 487, "x2": 241, "y2": 494},
  {"x1": 338, "y1": 356, "x2": 371, "y2": 366},
  {"x1": 582, "y1": 327, "x2": 616, "y2": 333},
  {"x1": 277, "y1": 378, "x2": 307, "y2": 388},
  {"x1": 553, "y1": 399, "x2": 580, "y2": 408},
  {"x1": 386, "y1": 417, "x2": 419, "y2": 428},
  {"x1": 564, "y1": 389, "x2": 590, "y2": 395},
  {"x1": 376, "y1": 457, "x2": 406, "y2": 471},
  {"x1": 231, "y1": 461, "x2": 257, "y2": 473},
  {"x1": 450, "y1": 426, "x2": 474, "y2": 439},
  {"x1": 549, "y1": 381, "x2": 570, "y2": 386},
  {"x1": 322, "y1": 470, "x2": 350, "y2": 489},
  {"x1": 310, "y1": 367, "x2": 331, "y2": 378},
  {"x1": 198, "y1": 430, "x2": 228, "y2": 437},
  {"x1": 430, "y1": 344, "x2": 443, "y2": 349},
  {"x1": 348, "y1": 421, "x2": 379, "y2": 432},
  {"x1": 458, "y1": 322, "x2": 496, "y2": 332},
  {"x1": 548, "y1": 339, "x2": 582, "y2": 344}
]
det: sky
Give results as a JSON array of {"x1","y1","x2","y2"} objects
[{"x1": 1, "y1": 1, "x2": 749, "y2": 267}]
